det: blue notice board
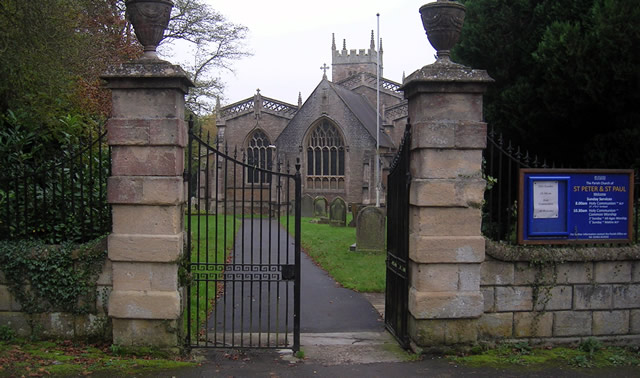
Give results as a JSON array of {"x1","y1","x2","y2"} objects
[{"x1": 518, "y1": 169, "x2": 634, "y2": 244}]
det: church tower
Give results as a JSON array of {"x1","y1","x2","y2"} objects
[{"x1": 331, "y1": 31, "x2": 382, "y2": 82}]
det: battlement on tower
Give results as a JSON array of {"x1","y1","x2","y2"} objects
[
  {"x1": 331, "y1": 32, "x2": 383, "y2": 83},
  {"x1": 333, "y1": 48, "x2": 377, "y2": 61}
]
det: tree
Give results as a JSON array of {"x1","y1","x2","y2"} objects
[
  {"x1": 160, "y1": 0, "x2": 250, "y2": 114},
  {"x1": 0, "y1": 0, "x2": 140, "y2": 152},
  {"x1": 453, "y1": 0, "x2": 640, "y2": 169}
]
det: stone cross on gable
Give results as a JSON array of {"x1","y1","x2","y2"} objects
[{"x1": 320, "y1": 63, "x2": 329, "y2": 79}]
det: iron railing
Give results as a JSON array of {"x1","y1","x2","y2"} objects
[
  {"x1": 385, "y1": 121, "x2": 411, "y2": 349},
  {"x1": 0, "y1": 129, "x2": 111, "y2": 244},
  {"x1": 483, "y1": 128, "x2": 639, "y2": 244},
  {"x1": 186, "y1": 118, "x2": 301, "y2": 351}
]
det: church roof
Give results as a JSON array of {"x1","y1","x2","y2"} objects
[{"x1": 329, "y1": 81, "x2": 394, "y2": 148}]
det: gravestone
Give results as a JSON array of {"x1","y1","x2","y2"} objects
[
  {"x1": 356, "y1": 206, "x2": 385, "y2": 253},
  {"x1": 301, "y1": 194, "x2": 314, "y2": 217},
  {"x1": 348, "y1": 203, "x2": 364, "y2": 227},
  {"x1": 314, "y1": 196, "x2": 328, "y2": 217},
  {"x1": 329, "y1": 197, "x2": 347, "y2": 227}
]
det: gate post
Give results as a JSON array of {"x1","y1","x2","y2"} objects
[
  {"x1": 102, "y1": 60, "x2": 193, "y2": 347},
  {"x1": 400, "y1": 2, "x2": 492, "y2": 348}
]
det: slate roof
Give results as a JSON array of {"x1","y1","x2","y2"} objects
[{"x1": 329, "y1": 81, "x2": 395, "y2": 148}]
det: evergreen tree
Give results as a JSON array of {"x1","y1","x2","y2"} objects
[{"x1": 453, "y1": 0, "x2": 640, "y2": 168}]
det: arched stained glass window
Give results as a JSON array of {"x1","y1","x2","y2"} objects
[
  {"x1": 247, "y1": 130, "x2": 273, "y2": 184},
  {"x1": 306, "y1": 120, "x2": 345, "y2": 190}
]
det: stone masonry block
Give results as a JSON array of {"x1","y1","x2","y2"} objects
[
  {"x1": 109, "y1": 290, "x2": 181, "y2": 320},
  {"x1": 107, "y1": 118, "x2": 187, "y2": 147},
  {"x1": 0, "y1": 285, "x2": 21, "y2": 311},
  {"x1": 631, "y1": 310, "x2": 640, "y2": 334},
  {"x1": 96, "y1": 258, "x2": 112, "y2": 286},
  {"x1": 495, "y1": 286, "x2": 533, "y2": 312},
  {"x1": 556, "y1": 262, "x2": 594, "y2": 284},
  {"x1": 41, "y1": 313, "x2": 76, "y2": 338},
  {"x1": 409, "y1": 288, "x2": 484, "y2": 319},
  {"x1": 110, "y1": 146, "x2": 183, "y2": 176},
  {"x1": 0, "y1": 312, "x2": 32, "y2": 337},
  {"x1": 407, "y1": 91, "x2": 484, "y2": 123},
  {"x1": 534, "y1": 286, "x2": 572, "y2": 311},
  {"x1": 108, "y1": 176, "x2": 184, "y2": 205},
  {"x1": 410, "y1": 120, "x2": 487, "y2": 150},
  {"x1": 409, "y1": 316, "x2": 479, "y2": 346},
  {"x1": 612, "y1": 284, "x2": 640, "y2": 309},
  {"x1": 477, "y1": 312, "x2": 513, "y2": 339},
  {"x1": 410, "y1": 149, "x2": 483, "y2": 180},
  {"x1": 108, "y1": 233, "x2": 183, "y2": 262},
  {"x1": 410, "y1": 178, "x2": 485, "y2": 208},
  {"x1": 514, "y1": 312, "x2": 553, "y2": 338},
  {"x1": 112, "y1": 262, "x2": 178, "y2": 292},
  {"x1": 96, "y1": 285, "x2": 112, "y2": 315},
  {"x1": 482, "y1": 287, "x2": 494, "y2": 312},
  {"x1": 553, "y1": 311, "x2": 592, "y2": 337},
  {"x1": 409, "y1": 235, "x2": 485, "y2": 264},
  {"x1": 633, "y1": 262, "x2": 640, "y2": 282},
  {"x1": 574, "y1": 285, "x2": 612, "y2": 310},
  {"x1": 110, "y1": 87, "x2": 186, "y2": 120},
  {"x1": 409, "y1": 207, "x2": 482, "y2": 237},
  {"x1": 593, "y1": 311, "x2": 629, "y2": 335},
  {"x1": 481, "y1": 260, "x2": 514, "y2": 286},
  {"x1": 410, "y1": 263, "x2": 480, "y2": 292},
  {"x1": 514, "y1": 262, "x2": 556, "y2": 285},
  {"x1": 112, "y1": 205, "x2": 183, "y2": 235},
  {"x1": 112, "y1": 318, "x2": 179, "y2": 347},
  {"x1": 75, "y1": 314, "x2": 111, "y2": 339},
  {"x1": 595, "y1": 261, "x2": 632, "y2": 283}
]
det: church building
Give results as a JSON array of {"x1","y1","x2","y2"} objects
[{"x1": 214, "y1": 32, "x2": 409, "y2": 206}]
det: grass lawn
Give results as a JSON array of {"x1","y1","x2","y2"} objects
[
  {"x1": 448, "y1": 339, "x2": 640, "y2": 369},
  {"x1": 0, "y1": 339, "x2": 196, "y2": 376},
  {"x1": 281, "y1": 214, "x2": 386, "y2": 293},
  {"x1": 185, "y1": 214, "x2": 240, "y2": 341}
]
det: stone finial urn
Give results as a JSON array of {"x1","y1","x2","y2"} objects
[
  {"x1": 125, "y1": 0, "x2": 173, "y2": 59},
  {"x1": 419, "y1": 0, "x2": 466, "y2": 61}
]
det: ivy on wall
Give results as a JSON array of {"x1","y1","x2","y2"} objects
[{"x1": 0, "y1": 237, "x2": 107, "y2": 314}]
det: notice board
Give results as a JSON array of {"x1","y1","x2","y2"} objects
[{"x1": 518, "y1": 169, "x2": 634, "y2": 245}]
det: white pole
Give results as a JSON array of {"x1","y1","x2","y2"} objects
[{"x1": 375, "y1": 13, "x2": 381, "y2": 207}]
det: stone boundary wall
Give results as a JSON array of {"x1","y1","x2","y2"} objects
[
  {"x1": 0, "y1": 258, "x2": 112, "y2": 340},
  {"x1": 479, "y1": 240, "x2": 640, "y2": 344}
]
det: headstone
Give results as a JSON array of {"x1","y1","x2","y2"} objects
[
  {"x1": 313, "y1": 196, "x2": 328, "y2": 217},
  {"x1": 301, "y1": 194, "x2": 314, "y2": 217},
  {"x1": 348, "y1": 203, "x2": 364, "y2": 227},
  {"x1": 356, "y1": 206, "x2": 385, "y2": 253},
  {"x1": 329, "y1": 197, "x2": 347, "y2": 227}
]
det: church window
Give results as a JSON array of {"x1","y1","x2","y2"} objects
[
  {"x1": 306, "y1": 120, "x2": 345, "y2": 190},
  {"x1": 246, "y1": 130, "x2": 273, "y2": 184}
]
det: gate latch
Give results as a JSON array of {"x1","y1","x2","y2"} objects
[{"x1": 281, "y1": 265, "x2": 296, "y2": 280}]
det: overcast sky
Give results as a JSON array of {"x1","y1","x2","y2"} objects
[{"x1": 188, "y1": 0, "x2": 437, "y2": 107}]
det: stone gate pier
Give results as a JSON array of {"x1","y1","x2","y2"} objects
[
  {"x1": 401, "y1": 1, "x2": 493, "y2": 347},
  {"x1": 402, "y1": 59, "x2": 492, "y2": 347},
  {"x1": 102, "y1": 61, "x2": 193, "y2": 346}
]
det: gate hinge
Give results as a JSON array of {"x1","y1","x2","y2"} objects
[
  {"x1": 281, "y1": 264, "x2": 296, "y2": 280},
  {"x1": 183, "y1": 170, "x2": 189, "y2": 182}
]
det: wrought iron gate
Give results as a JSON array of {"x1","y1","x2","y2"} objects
[
  {"x1": 185, "y1": 119, "x2": 301, "y2": 351},
  {"x1": 385, "y1": 122, "x2": 411, "y2": 348}
]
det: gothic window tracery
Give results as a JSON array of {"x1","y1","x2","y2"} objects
[
  {"x1": 246, "y1": 130, "x2": 273, "y2": 184},
  {"x1": 306, "y1": 120, "x2": 345, "y2": 190}
]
